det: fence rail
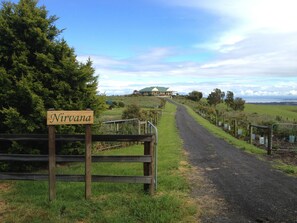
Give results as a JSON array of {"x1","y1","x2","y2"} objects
[
  {"x1": 0, "y1": 134, "x2": 153, "y2": 142},
  {"x1": 0, "y1": 154, "x2": 152, "y2": 162},
  {"x1": 0, "y1": 173, "x2": 152, "y2": 183}
]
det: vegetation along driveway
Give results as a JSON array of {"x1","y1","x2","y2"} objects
[{"x1": 175, "y1": 103, "x2": 297, "y2": 223}]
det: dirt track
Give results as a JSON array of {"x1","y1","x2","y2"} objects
[{"x1": 174, "y1": 103, "x2": 297, "y2": 223}]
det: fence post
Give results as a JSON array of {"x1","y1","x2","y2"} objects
[
  {"x1": 233, "y1": 120, "x2": 237, "y2": 137},
  {"x1": 116, "y1": 123, "x2": 119, "y2": 133},
  {"x1": 249, "y1": 123, "x2": 253, "y2": 144},
  {"x1": 138, "y1": 120, "x2": 141, "y2": 134},
  {"x1": 48, "y1": 117, "x2": 56, "y2": 201},
  {"x1": 143, "y1": 141, "x2": 150, "y2": 193},
  {"x1": 267, "y1": 126, "x2": 272, "y2": 155},
  {"x1": 143, "y1": 136, "x2": 155, "y2": 195},
  {"x1": 85, "y1": 111, "x2": 92, "y2": 199},
  {"x1": 149, "y1": 136, "x2": 155, "y2": 195}
]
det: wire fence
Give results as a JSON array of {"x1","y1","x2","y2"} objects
[{"x1": 271, "y1": 123, "x2": 297, "y2": 151}]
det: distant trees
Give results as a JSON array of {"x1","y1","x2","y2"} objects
[
  {"x1": 225, "y1": 91, "x2": 234, "y2": 108},
  {"x1": 207, "y1": 88, "x2": 225, "y2": 106},
  {"x1": 232, "y1": 97, "x2": 245, "y2": 111},
  {"x1": 224, "y1": 91, "x2": 245, "y2": 111},
  {"x1": 187, "y1": 91, "x2": 203, "y2": 102},
  {"x1": 206, "y1": 89, "x2": 245, "y2": 111}
]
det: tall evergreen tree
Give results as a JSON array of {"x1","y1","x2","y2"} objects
[{"x1": 0, "y1": 0, "x2": 105, "y2": 135}]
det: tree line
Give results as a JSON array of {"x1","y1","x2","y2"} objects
[{"x1": 186, "y1": 88, "x2": 245, "y2": 111}]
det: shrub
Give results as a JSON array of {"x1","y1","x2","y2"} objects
[{"x1": 118, "y1": 101, "x2": 125, "y2": 107}]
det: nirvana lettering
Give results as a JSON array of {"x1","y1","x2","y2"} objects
[{"x1": 47, "y1": 111, "x2": 93, "y2": 125}]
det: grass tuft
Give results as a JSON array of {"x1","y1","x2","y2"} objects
[{"x1": 274, "y1": 162, "x2": 297, "y2": 175}]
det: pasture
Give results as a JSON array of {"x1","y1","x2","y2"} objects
[{"x1": 245, "y1": 103, "x2": 297, "y2": 122}]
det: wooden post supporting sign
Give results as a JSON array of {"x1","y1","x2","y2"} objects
[
  {"x1": 48, "y1": 111, "x2": 56, "y2": 201},
  {"x1": 85, "y1": 112, "x2": 92, "y2": 199},
  {"x1": 47, "y1": 109, "x2": 93, "y2": 201}
]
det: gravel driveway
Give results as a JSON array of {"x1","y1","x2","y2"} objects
[{"x1": 174, "y1": 103, "x2": 297, "y2": 223}]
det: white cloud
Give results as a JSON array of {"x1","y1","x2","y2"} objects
[
  {"x1": 200, "y1": 58, "x2": 249, "y2": 69},
  {"x1": 78, "y1": 46, "x2": 295, "y2": 95},
  {"x1": 289, "y1": 90, "x2": 297, "y2": 96},
  {"x1": 82, "y1": 49, "x2": 297, "y2": 97},
  {"x1": 167, "y1": 0, "x2": 297, "y2": 33}
]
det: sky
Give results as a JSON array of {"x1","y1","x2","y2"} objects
[{"x1": 33, "y1": 0, "x2": 297, "y2": 100}]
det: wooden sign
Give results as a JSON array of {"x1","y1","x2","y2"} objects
[{"x1": 47, "y1": 110, "x2": 94, "y2": 125}]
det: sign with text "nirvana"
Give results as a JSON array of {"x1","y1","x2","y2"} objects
[{"x1": 47, "y1": 110, "x2": 94, "y2": 125}]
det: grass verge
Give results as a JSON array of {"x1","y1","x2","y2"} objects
[
  {"x1": 274, "y1": 163, "x2": 297, "y2": 175},
  {"x1": 0, "y1": 103, "x2": 198, "y2": 223}
]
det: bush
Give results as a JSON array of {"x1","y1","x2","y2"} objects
[
  {"x1": 118, "y1": 101, "x2": 125, "y2": 107},
  {"x1": 122, "y1": 104, "x2": 145, "y2": 120}
]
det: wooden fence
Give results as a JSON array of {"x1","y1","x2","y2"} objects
[
  {"x1": 0, "y1": 133, "x2": 156, "y2": 200},
  {"x1": 249, "y1": 124, "x2": 272, "y2": 155}
]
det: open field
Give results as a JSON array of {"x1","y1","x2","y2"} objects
[
  {"x1": 0, "y1": 102, "x2": 198, "y2": 223},
  {"x1": 245, "y1": 104, "x2": 297, "y2": 122},
  {"x1": 107, "y1": 96, "x2": 163, "y2": 108}
]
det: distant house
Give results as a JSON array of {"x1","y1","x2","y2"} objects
[{"x1": 137, "y1": 86, "x2": 174, "y2": 97}]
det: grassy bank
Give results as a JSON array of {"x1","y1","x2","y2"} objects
[{"x1": 0, "y1": 103, "x2": 197, "y2": 223}]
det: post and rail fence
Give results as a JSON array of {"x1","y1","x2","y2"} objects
[
  {"x1": 0, "y1": 133, "x2": 156, "y2": 200},
  {"x1": 0, "y1": 109, "x2": 157, "y2": 201},
  {"x1": 249, "y1": 124, "x2": 273, "y2": 155}
]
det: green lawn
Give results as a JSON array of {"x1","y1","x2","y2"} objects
[{"x1": 0, "y1": 103, "x2": 198, "y2": 223}]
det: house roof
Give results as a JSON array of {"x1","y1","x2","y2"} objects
[{"x1": 139, "y1": 86, "x2": 171, "y2": 92}]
